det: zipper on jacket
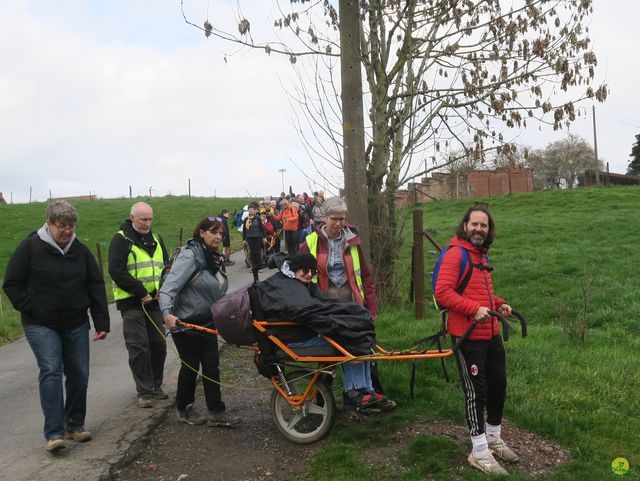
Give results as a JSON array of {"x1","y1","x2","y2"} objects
[{"x1": 481, "y1": 260, "x2": 496, "y2": 338}]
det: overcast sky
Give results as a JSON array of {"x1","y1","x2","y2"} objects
[{"x1": 1, "y1": 1, "x2": 638, "y2": 204}]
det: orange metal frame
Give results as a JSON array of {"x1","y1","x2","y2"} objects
[
  {"x1": 251, "y1": 320, "x2": 453, "y2": 362},
  {"x1": 176, "y1": 319, "x2": 453, "y2": 411}
]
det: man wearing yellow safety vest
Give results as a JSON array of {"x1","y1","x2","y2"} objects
[{"x1": 108, "y1": 202, "x2": 169, "y2": 409}]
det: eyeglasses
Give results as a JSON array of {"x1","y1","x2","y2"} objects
[
  {"x1": 327, "y1": 216, "x2": 346, "y2": 223},
  {"x1": 53, "y1": 222, "x2": 76, "y2": 232},
  {"x1": 301, "y1": 267, "x2": 317, "y2": 276},
  {"x1": 208, "y1": 217, "x2": 223, "y2": 222}
]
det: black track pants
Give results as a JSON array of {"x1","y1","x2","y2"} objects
[
  {"x1": 452, "y1": 334, "x2": 506, "y2": 436},
  {"x1": 284, "y1": 230, "x2": 298, "y2": 256},
  {"x1": 247, "y1": 237, "x2": 263, "y2": 269}
]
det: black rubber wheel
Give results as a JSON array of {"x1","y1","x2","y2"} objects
[{"x1": 270, "y1": 370, "x2": 336, "y2": 444}]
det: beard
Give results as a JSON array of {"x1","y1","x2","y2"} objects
[{"x1": 467, "y1": 231, "x2": 486, "y2": 247}]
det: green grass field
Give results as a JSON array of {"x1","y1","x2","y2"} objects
[
  {"x1": 314, "y1": 186, "x2": 640, "y2": 480},
  {"x1": 1, "y1": 187, "x2": 638, "y2": 479},
  {"x1": 0, "y1": 195, "x2": 251, "y2": 342}
]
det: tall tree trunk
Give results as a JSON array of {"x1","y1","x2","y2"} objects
[
  {"x1": 369, "y1": 188, "x2": 399, "y2": 305},
  {"x1": 339, "y1": 0, "x2": 370, "y2": 254}
]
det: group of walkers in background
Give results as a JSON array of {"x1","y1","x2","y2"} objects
[{"x1": 235, "y1": 191, "x2": 326, "y2": 271}]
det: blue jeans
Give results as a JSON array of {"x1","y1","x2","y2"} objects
[
  {"x1": 24, "y1": 323, "x2": 90, "y2": 440},
  {"x1": 288, "y1": 336, "x2": 373, "y2": 392}
]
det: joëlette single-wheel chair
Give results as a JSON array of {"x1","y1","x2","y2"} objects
[{"x1": 177, "y1": 287, "x2": 527, "y2": 445}]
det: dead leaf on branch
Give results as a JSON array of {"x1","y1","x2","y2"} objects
[
  {"x1": 238, "y1": 19, "x2": 250, "y2": 35},
  {"x1": 204, "y1": 20, "x2": 212, "y2": 38}
]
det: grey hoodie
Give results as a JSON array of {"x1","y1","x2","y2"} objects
[
  {"x1": 158, "y1": 240, "x2": 228, "y2": 323},
  {"x1": 37, "y1": 223, "x2": 76, "y2": 254}
]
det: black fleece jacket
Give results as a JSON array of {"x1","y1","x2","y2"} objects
[
  {"x1": 108, "y1": 220, "x2": 169, "y2": 311},
  {"x1": 3, "y1": 234, "x2": 110, "y2": 331}
]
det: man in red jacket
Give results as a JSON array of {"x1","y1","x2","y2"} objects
[{"x1": 434, "y1": 204, "x2": 516, "y2": 476}]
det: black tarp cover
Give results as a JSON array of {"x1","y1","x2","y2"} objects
[{"x1": 255, "y1": 272, "x2": 376, "y2": 356}]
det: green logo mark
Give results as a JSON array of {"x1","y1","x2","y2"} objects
[{"x1": 611, "y1": 457, "x2": 630, "y2": 476}]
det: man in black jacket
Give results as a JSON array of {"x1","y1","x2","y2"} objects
[
  {"x1": 108, "y1": 202, "x2": 169, "y2": 408},
  {"x1": 242, "y1": 202, "x2": 266, "y2": 271},
  {"x1": 219, "y1": 209, "x2": 234, "y2": 266}
]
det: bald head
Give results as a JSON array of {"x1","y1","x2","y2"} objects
[{"x1": 130, "y1": 202, "x2": 153, "y2": 234}]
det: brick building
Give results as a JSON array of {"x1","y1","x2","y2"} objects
[
  {"x1": 397, "y1": 167, "x2": 534, "y2": 207},
  {"x1": 580, "y1": 169, "x2": 640, "y2": 187}
]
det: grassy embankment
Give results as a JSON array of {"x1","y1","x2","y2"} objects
[
  {"x1": 308, "y1": 186, "x2": 639, "y2": 481},
  {"x1": 0, "y1": 196, "x2": 251, "y2": 343}
]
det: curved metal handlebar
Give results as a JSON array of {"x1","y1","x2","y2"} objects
[
  {"x1": 511, "y1": 309, "x2": 528, "y2": 338},
  {"x1": 456, "y1": 309, "x2": 523, "y2": 351},
  {"x1": 488, "y1": 310, "x2": 510, "y2": 342}
]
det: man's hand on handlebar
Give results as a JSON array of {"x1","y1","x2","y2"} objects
[
  {"x1": 474, "y1": 306, "x2": 491, "y2": 322},
  {"x1": 474, "y1": 304, "x2": 512, "y2": 322},
  {"x1": 498, "y1": 303, "x2": 512, "y2": 318}
]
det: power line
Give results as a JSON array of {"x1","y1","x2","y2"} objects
[{"x1": 598, "y1": 111, "x2": 640, "y2": 129}]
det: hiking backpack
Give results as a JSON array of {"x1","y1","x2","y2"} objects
[
  {"x1": 233, "y1": 210, "x2": 244, "y2": 229},
  {"x1": 431, "y1": 245, "x2": 488, "y2": 309},
  {"x1": 159, "y1": 245, "x2": 202, "y2": 289},
  {"x1": 210, "y1": 285, "x2": 256, "y2": 345}
]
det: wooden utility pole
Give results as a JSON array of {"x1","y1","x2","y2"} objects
[
  {"x1": 339, "y1": 0, "x2": 370, "y2": 255},
  {"x1": 592, "y1": 105, "x2": 600, "y2": 186},
  {"x1": 412, "y1": 210, "x2": 425, "y2": 319}
]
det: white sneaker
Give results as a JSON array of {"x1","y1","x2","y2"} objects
[
  {"x1": 468, "y1": 449, "x2": 508, "y2": 476},
  {"x1": 489, "y1": 439, "x2": 519, "y2": 463}
]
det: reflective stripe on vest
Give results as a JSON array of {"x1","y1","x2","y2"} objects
[
  {"x1": 305, "y1": 231, "x2": 365, "y2": 301},
  {"x1": 112, "y1": 231, "x2": 165, "y2": 301}
]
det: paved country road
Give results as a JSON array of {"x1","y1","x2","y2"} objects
[{"x1": 0, "y1": 250, "x2": 255, "y2": 481}]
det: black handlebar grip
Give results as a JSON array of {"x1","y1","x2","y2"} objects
[
  {"x1": 453, "y1": 309, "x2": 519, "y2": 352},
  {"x1": 488, "y1": 310, "x2": 509, "y2": 342},
  {"x1": 510, "y1": 309, "x2": 528, "y2": 338}
]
